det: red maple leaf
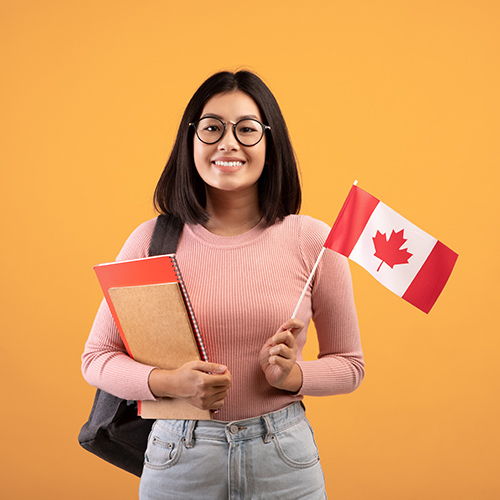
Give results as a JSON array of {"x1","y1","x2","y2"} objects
[{"x1": 372, "y1": 229, "x2": 413, "y2": 272}]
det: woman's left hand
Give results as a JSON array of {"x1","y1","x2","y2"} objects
[{"x1": 259, "y1": 318, "x2": 304, "y2": 392}]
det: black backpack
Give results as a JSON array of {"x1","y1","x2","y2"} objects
[{"x1": 78, "y1": 214, "x2": 184, "y2": 477}]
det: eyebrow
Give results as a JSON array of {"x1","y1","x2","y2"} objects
[{"x1": 200, "y1": 113, "x2": 261, "y2": 121}]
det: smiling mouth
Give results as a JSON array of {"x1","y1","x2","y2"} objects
[{"x1": 213, "y1": 160, "x2": 244, "y2": 167}]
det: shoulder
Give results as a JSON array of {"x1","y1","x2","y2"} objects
[
  {"x1": 270, "y1": 215, "x2": 330, "y2": 265},
  {"x1": 280, "y1": 215, "x2": 349, "y2": 270},
  {"x1": 279, "y1": 214, "x2": 331, "y2": 245},
  {"x1": 115, "y1": 217, "x2": 157, "y2": 261}
]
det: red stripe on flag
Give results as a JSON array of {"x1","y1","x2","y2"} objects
[
  {"x1": 402, "y1": 241, "x2": 458, "y2": 313},
  {"x1": 324, "y1": 185, "x2": 379, "y2": 256}
]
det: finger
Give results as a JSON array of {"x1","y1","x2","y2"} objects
[
  {"x1": 269, "y1": 352, "x2": 293, "y2": 370},
  {"x1": 193, "y1": 361, "x2": 228, "y2": 374},
  {"x1": 273, "y1": 318, "x2": 304, "y2": 339},
  {"x1": 206, "y1": 377, "x2": 232, "y2": 390},
  {"x1": 281, "y1": 318, "x2": 305, "y2": 336},
  {"x1": 204, "y1": 386, "x2": 230, "y2": 402},
  {"x1": 196, "y1": 383, "x2": 230, "y2": 408},
  {"x1": 269, "y1": 343, "x2": 294, "y2": 360},
  {"x1": 204, "y1": 384, "x2": 231, "y2": 408},
  {"x1": 209, "y1": 396, "x2": 227, "y2": 410},
  {"x1": 272, "y1": 330, "x2": 297, "y2": 349},
  {"x1": 197, "y1": 394, "x2": 227, "y2": 411},
  {"x1": 199, "y1": 371, "x2": 232, "y2": 389},
  {"x1": 208, "y1": 369, "x2": 232, "y2": 387}
]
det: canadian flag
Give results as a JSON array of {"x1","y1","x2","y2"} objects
[{"x1": 324, "y1": 184, "x2": 458, "y2": 313}]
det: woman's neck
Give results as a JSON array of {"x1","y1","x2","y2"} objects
[{"x1": 203, "y1": 188, "x2": 262, "y2": 236}]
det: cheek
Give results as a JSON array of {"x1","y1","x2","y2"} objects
[
  {"x1": 193, "y1": 141, "x2": 209, "y2": 173},
  {"x1": 255, "y1": 142, "x2": 267, "y2": 168}
]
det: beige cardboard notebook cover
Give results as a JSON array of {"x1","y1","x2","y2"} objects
[{"x1": 109, "y1": 282, "x2": 211, "y2": 420}]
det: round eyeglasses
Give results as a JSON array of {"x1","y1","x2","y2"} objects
[{"x1": 190, "y1": 117, "x2": 270, "y2": 147}]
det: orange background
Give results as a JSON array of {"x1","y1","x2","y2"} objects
[{"x1": 1, "y1": 1, "x2": 499, "y2": 499}]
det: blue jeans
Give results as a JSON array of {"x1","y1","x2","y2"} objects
[{"x1": 139, "y1": 402, "x2": 327, "y2": 499}]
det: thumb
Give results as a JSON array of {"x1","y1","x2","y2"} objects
[{"x1": 281, "y1": 318, "x2": 305, "y2": 336}]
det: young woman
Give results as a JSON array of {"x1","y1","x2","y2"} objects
[{"x1": 82, "y1": 70, "x2": 364, "y2": 499}]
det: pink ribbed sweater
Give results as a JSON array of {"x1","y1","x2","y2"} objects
[{"x1": 82, "y1": 215, "x2": 364, "y2": 421}]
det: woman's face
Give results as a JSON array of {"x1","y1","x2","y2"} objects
[{"x1": 193, "y1": 91, "x2": 267, "y2": 196}]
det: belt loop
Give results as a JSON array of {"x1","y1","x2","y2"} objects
[
  {"x1": 262, "y1": 414, "x2": 274, "y2": 444},
  {"x1": 184, "y1": 420, "x2": 197, "y2": 449}
]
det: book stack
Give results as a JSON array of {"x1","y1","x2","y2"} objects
[{"x1": 94, "y1": 254, "x2": 211, "y2": 420}]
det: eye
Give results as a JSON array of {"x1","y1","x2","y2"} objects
[
  {"x1": 237, "y1": 119, "x2": 262, "y2": 135},
  {"x1": 204, "y1": 124, "x2": 221, "y2": 132},
  {"x1": 239, "y1": 126, "x2": 257, "y2": 134},
  {"x1": 198, "y1": 117, "x2": 223, "y2": 133}
]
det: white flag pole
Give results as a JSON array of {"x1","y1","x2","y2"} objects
[
  {"x1": 292, "y1": 180, "x2": 358, "y2": 318},
  {"x1": 291, "y1": 247, "x2": 326, "y2": 318}
]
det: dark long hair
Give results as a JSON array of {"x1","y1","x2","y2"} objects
[{"x1": 154, "y1": 70, "x2": 301, "y2": 225}]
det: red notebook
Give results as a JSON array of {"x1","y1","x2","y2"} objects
[{"x1": 94, "y1": 254, "x2": 211, "y2": 420}]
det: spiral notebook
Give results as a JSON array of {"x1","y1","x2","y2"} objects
[{"x1": 94, "y1": 254, "x2": 211, "y2": 420}]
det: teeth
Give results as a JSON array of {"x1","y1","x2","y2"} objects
[{"x1": 214, "y1": 161, "x2": 243, "y2": 167}]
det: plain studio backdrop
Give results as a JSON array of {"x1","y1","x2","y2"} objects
[{"x1": 1, "y1": 1, "x2": 498, "y2": 498}]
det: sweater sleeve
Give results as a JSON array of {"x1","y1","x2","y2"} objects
[
  {"x1": 81, "y1": 218, "x2": 160, "y2": 401},
  {"x1": 295, "y1": 217, "x2": 365, "y2": 396}
]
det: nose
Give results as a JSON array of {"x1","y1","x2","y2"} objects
[{"x1": 218, "y1": 122, "x2": 239, "y2": 151}]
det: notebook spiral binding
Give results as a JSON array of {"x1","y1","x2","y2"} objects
[{"x1": 168, "y1": 255, "x2": 208, "y2": 362}]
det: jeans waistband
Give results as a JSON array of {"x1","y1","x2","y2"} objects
[{"x1": 154, "y1": 402, "x2": 306, "y2": 446}]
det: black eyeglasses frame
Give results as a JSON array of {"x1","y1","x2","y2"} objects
[{"x1": 189, "y1": 117, "x2": 271, "y2": 147}]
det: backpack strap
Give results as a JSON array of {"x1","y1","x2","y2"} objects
[{"x1": 148, "y1": 213, "x2": 184, "y2": 257}]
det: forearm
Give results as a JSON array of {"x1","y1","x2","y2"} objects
[
  {"x1": 297, "y1": 353, "x2": 365, "y2": 396},
  {"x1": 148, "y1": 368, "x2": 189, "y2": 398},
  {"x1": 81, "y1": 299, "x2": 157, "y2": 401},
  {"x1": 299, "y1": 250, "x2": 365, "y2": 397}
]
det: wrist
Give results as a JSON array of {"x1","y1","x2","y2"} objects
[
  {"x1": 148, "y1": 368, "x2": 177, "y2": 398},
  {"x1": 278, "y1": 363, "x2": 303, "y2": 393}
]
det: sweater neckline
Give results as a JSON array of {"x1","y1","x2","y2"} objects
[{"x1": 185, "y1": 218, "x2": 270, "y2": 248}]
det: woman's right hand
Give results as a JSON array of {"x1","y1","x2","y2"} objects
[{"x1": 148, "y1": 361, "x2": 231, "y2": 411}]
